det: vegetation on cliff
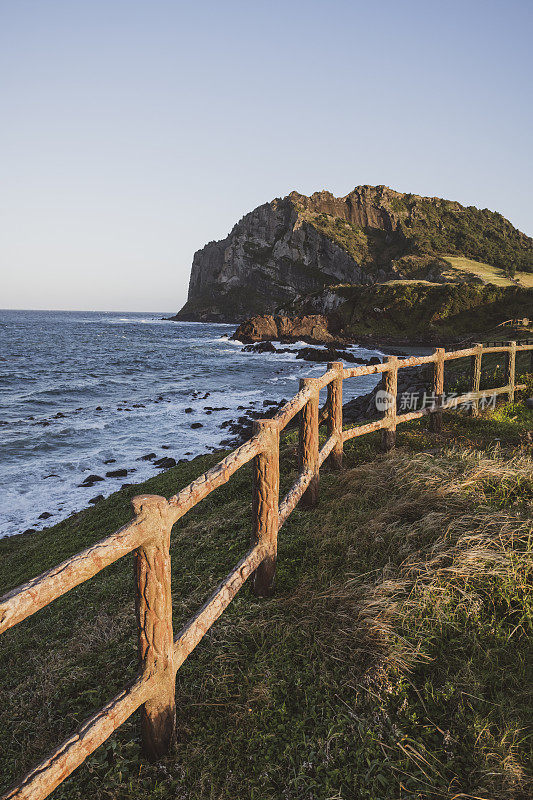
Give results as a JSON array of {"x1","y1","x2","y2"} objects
[
  {"x1": 1, "y1": 391, "x2": 532, "y2": 799},
  {"x1": 295, "y1": 186, "x2": 533, "y2": 279},
  {"x1": 289, "y1": 282, "x2": 533, "y2": 343}
]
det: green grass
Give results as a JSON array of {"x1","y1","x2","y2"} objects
[
  {"x1": 443, "y1": 256, "x2": 533, "y2": 289},
  {"x1": 1, "y1": 401, "x2": 532, "y2": 799}
]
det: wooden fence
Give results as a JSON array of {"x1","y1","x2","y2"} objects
[{"x1": 1, "y1": 340, "x2": 532, "y2": 800}]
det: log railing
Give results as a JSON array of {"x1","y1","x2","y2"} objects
[{"x1": 1, "y1": 340, "x2": 532, "y2": 800}]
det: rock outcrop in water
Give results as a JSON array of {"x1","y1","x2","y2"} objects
[
  {"x1": 232, "y1": 314, "x2": 336, "y2": 344},
  {"x1": 172, "y1": 185, "x2": 533, "y2": 322}
]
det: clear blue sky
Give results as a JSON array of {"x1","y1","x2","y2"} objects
[{"x1": 1, "y1": 0, "x2": 531, "y2": 311}]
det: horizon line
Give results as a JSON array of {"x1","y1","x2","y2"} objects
[{"x1": 0, "y1": 307, "x2": 177, "y2": 314}]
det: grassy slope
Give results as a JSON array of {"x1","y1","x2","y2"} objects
[
  {"x1": 443, "y1": 256, "x2": 533, "y2": 289},
  {"x1": 1, "y1": 397, "x2": 532, "y2": 799}
]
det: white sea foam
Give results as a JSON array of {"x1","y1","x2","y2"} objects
[{"x1": 215, "y1": 337, "x2": 242, "y2": 345}]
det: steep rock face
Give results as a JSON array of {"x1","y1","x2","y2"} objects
[
  {"x1": 289, "y1": 186, "x2": 398, "y2": 230},
  {"x1": 177, "y1": 197, "x2": 362, "y2": 321},
  {"x1": 173, "y1": 186, "x2": 532, "y2": 322}
]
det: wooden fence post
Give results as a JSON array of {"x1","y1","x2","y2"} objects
[
  {"x1": 251, "y1": 419, "x2": 280, "y2": 597},
  {"x1": 470, "y1": 342, "x2": 483, "y2": 416},
  {"x1": 132, "y1": 494, "x2": 176, "y2": 761},
  {"x1": 429, "y1": 348, "x2": 445, "y2": 433},
  {"x1": 327, "y1": 361, "x2": 343, "y2": 469},
  {"x1": 381, "y1": 356, "x2": 398, "y2": 451},
  {"x1": 506, "y1": 341, "x2": 517, "y2": 403},
  {"x1": 299, "y1": 378, "x2": 320, "y2": 507}
]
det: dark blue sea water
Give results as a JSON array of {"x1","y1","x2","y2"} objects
[{"x1": 0, "y1": 310, "x2": 384, "y2": 538}]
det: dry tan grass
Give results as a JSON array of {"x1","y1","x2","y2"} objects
[
  {"x1": 205, "y1": 447, "x2": 533, "y2": 698},
  {"x1": 270, "y1": 449, "x2": 529, "y2": 668}
]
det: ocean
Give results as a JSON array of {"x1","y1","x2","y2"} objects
[{"x1": 0, "y1": 310, "x2": 385, "y2": 539}]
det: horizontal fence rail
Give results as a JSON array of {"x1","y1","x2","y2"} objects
[{"x1": 1, "y1": 340, "x2": 532, "y2": 800}]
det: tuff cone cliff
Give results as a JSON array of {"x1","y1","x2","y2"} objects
[{"x1": 173, "y1": 185, "x2": 532, "y2": 322}]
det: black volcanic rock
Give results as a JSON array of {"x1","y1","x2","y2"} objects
[
  {"x1": 79, "y1": 474, "x2": 104, "y2": 487},
  {"x1": 242, "y1": 341, "x2": 278, "y2": 353},
  {"x1": 154, "y1": 457, "x2": 177, "y2": 469}
]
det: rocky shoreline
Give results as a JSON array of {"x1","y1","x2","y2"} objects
[
  {"x1": 241, "y1": 340, "x2": 383, "y2": 366},
  {"x1": 13, "y1": 318, "x2": 433, "y2": 538},
  {"x1": 20, "y1": 362, "x2": 430, "y2": 537},
  {"x1": 14, "y1": 339, "x2": 384, "y2": 533},
  {"x1": 218, "y1": 363, "x2": 431, "y2": 448},
  {"x1": 17, "y1": 357, "x2": 435, "y2": 541}
]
